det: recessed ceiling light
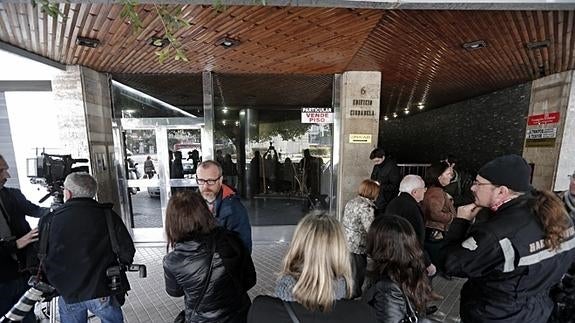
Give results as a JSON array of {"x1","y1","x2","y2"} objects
[
  {"x1": 235, "y1": 121, "x2": 240, "y2": 126},
  {"x1": 216, "y1": 37, "x2": 240, "y2": 49},
  {"x1": 223, "y1": 107, "x2": 228, "y2": 113},
  {"x1": 149, "y1": 37, "x2": 170, "y2": 48},
  {"x1": 463, "y1": 40, "x2": 487, "y2": 51},
  {"x1": 384, "y1": 116, "x2": 389, "y2": 121},
  {"x1": 222, "y1": 120, "x2": 227, "y2": 125},
  {"x1": 526, "y1": 40, "x2": 550, "y2": 50},
  {"x1": 76, "y1": 36, "x2": 100, "y2": 48},
  {"x1": 393, "y1": 113, "x2": 398, "y2": 118}
]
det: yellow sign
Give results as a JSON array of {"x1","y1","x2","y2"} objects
[{"x1": 349, "y1": 134, "x2": 372, "y2": 144}]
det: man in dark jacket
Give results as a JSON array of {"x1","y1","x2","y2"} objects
[
  {"x1": 369, "y1": 148, "x2": 400, "y2": 213},
  {"x1": 197, "y1": 160, "x2": 252, "y2": 252},
  {"x1": 0, "y1": 154, "x2": 49, "y2": 323},
  {"x1": 385, "y1": 175, "x2": 434, "y2": 274},
  {"x1": 440, "y1": 155, "x2": 575, "y2": 322},
  {"x1": 42, "y1": 172, "x2": 135, "y2": 323}
]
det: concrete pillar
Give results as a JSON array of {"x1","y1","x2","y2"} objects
[
  {"x1": 0, "y1": 92, "x2": 19, "y2": 188},
  {"x1": 52, "y1": 66, "x2": 121, "y2": 213},
  {"x1": 336, "y1": 71, "x2": 381, "y2": 219},
  {"x1": 522, "y1": 70, "x2": 575, "y2": 191},
  {"x1": 79, "y1": 67, "x2": 121, "y2": 214}
]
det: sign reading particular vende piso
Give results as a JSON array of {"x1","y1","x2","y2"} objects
[{"x1": 301, "y1": 107, "x2": 333, "y2": 124}]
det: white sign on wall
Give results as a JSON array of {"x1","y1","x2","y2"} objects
[
  {"x1": 526, "y1": 127, "x2": 557, "y2": 140},
  {"x1": 301, "y1": 107, "x2": 333, "y2": 124}
]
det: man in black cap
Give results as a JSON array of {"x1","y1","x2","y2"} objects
[{"x1": 439, "y1": 154, "x2": 575, "y2": 322}]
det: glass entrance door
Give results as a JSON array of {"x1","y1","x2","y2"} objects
[{"x1": 117, "y1": 118, "x2": 204, "y2": 242}]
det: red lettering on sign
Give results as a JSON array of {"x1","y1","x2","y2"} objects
[{"x1": 527, "y1": 112, "x2": 560, "y2": 125}]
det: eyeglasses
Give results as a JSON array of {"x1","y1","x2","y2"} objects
[
  {"x1": 472, "y1": 180, "x2": 495, "y2": 187},
  {"x1": 196, "y1": 176, "x2": 221, "y2": 186}
]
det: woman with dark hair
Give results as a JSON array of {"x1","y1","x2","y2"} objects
[
  {"x1": 421, "y1": 161, "x2": 455, "y2": 269},
  {"x1": 364, "y1": 215, "x2": 432, "y2": 322},
  {"x1": 163, "y1": 192, "x2": 256, "y2": 323},
  {"x1": 342, "y1": 179, "x2": 380, "y2": 298}
]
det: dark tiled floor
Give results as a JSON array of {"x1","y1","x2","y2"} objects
[{"x1": 118, "y1": 243, "x2": 464, "y2": 323}]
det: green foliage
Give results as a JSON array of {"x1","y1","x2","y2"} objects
[
  {"x1": 255, "y1": 120, "x2": 311, "y2": 142},
  {"x1": 31, "y1": 0, "x2": 62, "y2": 18},
  {"x1": 119, "y1": 0, "x2": 143, "y2": 32}
]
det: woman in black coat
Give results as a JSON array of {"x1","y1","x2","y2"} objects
[
  {"x1": 163, "y1": 192, "x2": 256, "y2": 323},
  {"x1": 248, "y1": 211, "x2": 377, "y2": 323},
  {"x1": 364, "y1": 215, "x2": 432, "y2": 323}
]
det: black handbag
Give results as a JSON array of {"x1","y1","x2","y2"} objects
[{"x1": 400, "y1": 289, "x2": 432, "y2": 323}]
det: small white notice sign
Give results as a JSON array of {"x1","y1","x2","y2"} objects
[
  {"x1": 349, "y1": 134, "x2": 372, "y2": 144},
  {"x1": 526, "y1": 127, "x2": 557, "y2": 140}
]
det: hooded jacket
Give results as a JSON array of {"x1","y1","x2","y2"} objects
[{"x1": 214, "y1": 184, "x2": 252, "y2": 252}]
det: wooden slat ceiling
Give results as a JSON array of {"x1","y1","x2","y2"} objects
[{"x1": 0, "y1": 3, "x2": 574, "y2": 115}]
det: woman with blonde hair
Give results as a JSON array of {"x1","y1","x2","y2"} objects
[
  {"x1": 342, "y1": 179, "x2": 380, "y2": 297},
  {"x1": 248, "y1": 211, "x2": 377, "y2": 323}
]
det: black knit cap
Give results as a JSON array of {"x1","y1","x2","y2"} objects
[{"x1": 477, "y1": 154, "x2": 531, "y2": 192}]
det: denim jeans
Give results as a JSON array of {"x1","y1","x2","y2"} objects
[
  {"x1": 58, "y1": 295, "x2": 124, "y2": 323},
  {"x1": 0, "y1": 276, "x2": 36, "y2": 323}
]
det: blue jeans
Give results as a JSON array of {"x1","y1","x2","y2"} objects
[
  {"x1": 0, "y1": 276, "x2": 36, "y2": 323},
  {"x1": 58, "y1": 295, "x2": 124, "y2": 323}
]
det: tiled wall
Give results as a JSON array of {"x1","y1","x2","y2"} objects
[{"x1": 378, "y1": 83, "x2": 532, "y2": 174}]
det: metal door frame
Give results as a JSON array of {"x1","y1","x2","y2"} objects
[{"x1": 113, "y1": 117, "x2": 205, "y2": 242}]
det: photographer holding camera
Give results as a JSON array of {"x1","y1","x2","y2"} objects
[
  {"x1": 0, "y1": 154, "x2": 49, "y2": 323},
  {"x1": 40, "y1": 172, "x2": 135, "y2": 323}
]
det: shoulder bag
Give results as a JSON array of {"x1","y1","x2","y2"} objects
[
  {"x1": 400, "y1": 289, "x2": 432, "y2": 323},
  {"x1": 282, "y1": 301, "x2": 300, "y2": 323}
]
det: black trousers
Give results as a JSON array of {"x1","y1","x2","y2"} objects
[{"x1": 350, "y1": 252, "x2": 367, "y2": 298}]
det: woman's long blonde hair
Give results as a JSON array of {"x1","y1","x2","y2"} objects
[{"x1": 280, "y1": 211, "x2": 353, "y2": 312}]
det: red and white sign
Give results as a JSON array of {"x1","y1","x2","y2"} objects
[
  {"x1": 527, "y1": 112, "x2": 560, "y2": 125},
  {"x1": 301, "y1": 107, "x2": 333, "y2": 124}
]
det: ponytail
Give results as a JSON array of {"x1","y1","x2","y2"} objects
[{"x1": 532, "y1": 189, "x2": 571, "y2": 250}]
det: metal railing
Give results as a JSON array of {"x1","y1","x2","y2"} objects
[{"x1": 397, "y1": 163, "x2": 431, "y2": 179}]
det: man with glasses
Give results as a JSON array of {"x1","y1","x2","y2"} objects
[
  {"x1": 439, "y1": 155, "x2": 575, "y2": 322},
  {"x1": 559, "y1": 170, "x2": 575, "y2": 219},
  {"x1": 196, "y1": 160, "x2": 252, "y2": 252}
]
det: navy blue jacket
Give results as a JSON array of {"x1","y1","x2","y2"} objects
[
  {"x1": 441, "y1": 194, "x2": 575, "y2": 322},
  {"x1": 0, "y1": 187, "x2": 49, "y2": 282},
  {"x1": 214, "y1": 184, "x2": 252, "y2": 252}
]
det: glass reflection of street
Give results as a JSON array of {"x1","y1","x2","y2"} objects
[{"x1": 131, "y1": 190, "x2": 162, "y2": 228}]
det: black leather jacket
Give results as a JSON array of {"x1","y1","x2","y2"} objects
[
  {"x1": 163, "y1": 227, "x2": 256, "y2": 323},
  {"x1": 364, "y1": 277, "x2": 408, "y2": 323}
]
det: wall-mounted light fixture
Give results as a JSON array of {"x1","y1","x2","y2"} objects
[
  {"x1": 417, "y1": 102, "x2": 425, "y2": 110},
  {"x1": 393, "y1": 112, "x2": 398, "y2": 118},
  {"x1": 384, "y1": 116, "x2": 389, "y2": 121},
  {"x1": 76, "y1": 36, "x2": 100, "y2": 48}
]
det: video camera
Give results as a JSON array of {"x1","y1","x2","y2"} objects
[
  {"x1": 106, "y1": 264, "x2": 147, "y2": 292},
  {"x1": 27, "y1": 152, "x2": 89, "y2": 206},
  {"x1": 0, "y1": 277, "x2": 57, "y2": 323}
]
